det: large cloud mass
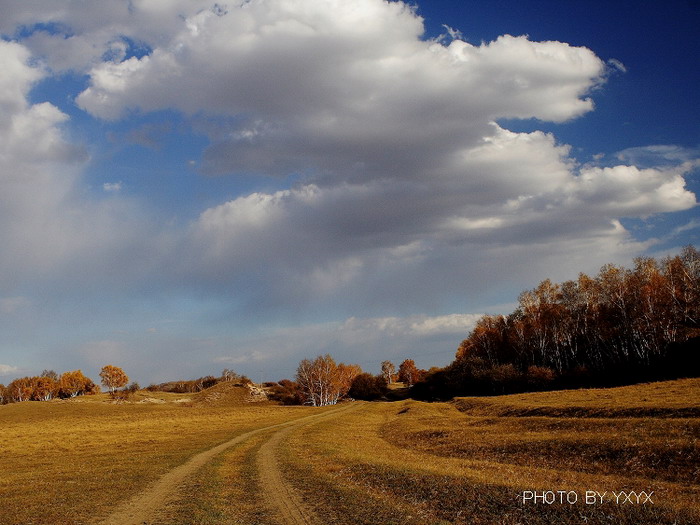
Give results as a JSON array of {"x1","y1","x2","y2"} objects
[{"x1": 0, "y1": 0, "x2": 696, "y2": 379}]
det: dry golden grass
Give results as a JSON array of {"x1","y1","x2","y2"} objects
[
  {"x1": 2, "y1": 378, "x2": 699, "y2": 524},
  {"x1": 453, "y1": 377, "x2": 700, "y2": 417},
  {"x1": 0, "y1": 387, "x2": 315, "y2": 525},
  {"x1": 274, "y1": 379, "x2": 700, "y2": 524}
]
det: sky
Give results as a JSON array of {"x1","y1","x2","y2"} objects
[{"x1": 0, "y1": 0, "x2": 698, "y2": 385}]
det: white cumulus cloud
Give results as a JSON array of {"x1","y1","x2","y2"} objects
[{"x1": 0, "y1": 0, "x2": 696, "y2": 378}]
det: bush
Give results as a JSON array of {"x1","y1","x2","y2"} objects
[
  {"x1": 267, "y1": 379, "x2": 304, "y2": 405},
  {"x1": 348, "y1": 373, "x2": 388, "y2": 401},
  {"x1": 109, "y1": 389, "x2": 132, "y2": 402},
  {"x1": 526, "y1": 365, "x2": 556, "y2": 390}
]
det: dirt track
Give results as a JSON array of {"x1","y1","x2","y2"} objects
[
  {"x1": 96, "y1": 403, "x2": 357, "y2": 525},
  {"x1": 256, "y1": 403, "x2": 360, "y2": 525}
]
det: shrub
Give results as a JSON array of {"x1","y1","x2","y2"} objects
[
  {"x1": 526, "y1": 365, "x2": 556, "y2": 390},
  {"x1": 348, "y1": 373, "x2": 388, "y2": 400},
  {"x1": 109, "y1": 389, "x2": 132, "y2": 402},
  {"x1": 267, "y1": 379, "x2": 304, "y2": 405}
]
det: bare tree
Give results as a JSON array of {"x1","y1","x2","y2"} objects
[
  {"x1": 221, "y1": 368, "x2": 238, "y2": 382},
  {"x1": 380, "y1": 361, "x2": 396, "y2": 384},
  {"x1": 295, "y1": 354, "x2": 361, "y2": 406}
]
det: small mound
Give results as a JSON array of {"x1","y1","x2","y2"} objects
[
  {"x1": 137, "y1": 397, "x2": 167, "y2": 404},
  {"x1": 194, "y1": 381, "x2": 268, "y2": 406}
]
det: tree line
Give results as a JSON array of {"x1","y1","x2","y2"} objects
[
  {"x1": 413, "y1": 245, "x2": 700, "y2": 398},
  {"x1": 264, "y1": 356, "x2": 429, "y2": 406},
  {"x1": 0, "y1": 366, "x2": 131, "y2": 404}
]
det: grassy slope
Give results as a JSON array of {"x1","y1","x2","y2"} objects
[{"x1": 0, "y1": 386, "x2": 315, "y2": 525}]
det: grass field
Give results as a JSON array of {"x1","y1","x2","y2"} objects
[
  {"x1": 276, "y1": 378, "x2": 700, "y2": 525},
  {"x1": 1, "y1": 379, "x2": 699, "y2": 524},
  {"x1": 0, "y1": 384, "x2": 318, "y2": 525}
]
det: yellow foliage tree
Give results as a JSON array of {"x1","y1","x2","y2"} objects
[{"x1": 99, "y1": 365, "x2": 129, "y2": 393}]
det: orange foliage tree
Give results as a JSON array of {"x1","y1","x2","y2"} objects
[
  {"x1": 99, "y1": 365, "x2": 129, "y2": 393},
  {"x1": 59, "y1": 370, "x2": 98, "y2": 398},
  {"x1": 6, "y1": 377, "x2": 33, "y2": 402},
  {"x1": 398, "y1": 359, "x2": 421, "y2": 386},
  {"x1": 31, "y1": 376, "x2": 58, "y2": 401}
]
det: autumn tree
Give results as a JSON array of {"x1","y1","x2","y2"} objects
[
  {"x1": 434, "y1": 245, "x2": 700, "y2": 398},
  {"x1": 31, "y1": 376, "x2": 57, "y2": 401},
  {"x1": 380, "y1": 360, "x2": 396, "y2": 384},
  {"x1": 99, "y1": 365, "x2": 129, "y2": 393},
  {"x1": 60, "y1": 370, "x2": 97, "y2": 398},
  {"x1": 6, "y1": 377, "x2": 33, "y2": 402},
  {"x1": 335, "y1": 363, "x2": 362, "y2": 396},
  {"x1": 398, "y1": 359, "x2": 421, "y2": 386}
]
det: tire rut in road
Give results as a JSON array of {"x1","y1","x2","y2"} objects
[
  {"x1": 256, "y1": 403, "x2": 361, "y2": 525},
  {"x1": 96, "y1": 404, "x2": 359, "y2": 525}
]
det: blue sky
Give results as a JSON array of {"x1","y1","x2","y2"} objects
[{"x1": 0, "y1": 0, "x2": 697, "y2": 385}]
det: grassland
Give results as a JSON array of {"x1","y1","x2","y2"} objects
[
  {"x1": 275, "y1": 378, "x2": 700, "y2": 525},
  {"x1": 1, "y1": 378, "x2": 699, "y2": 524},
  {"x1": 0, "y1": 384, "x2": 318, "y2": 525}
]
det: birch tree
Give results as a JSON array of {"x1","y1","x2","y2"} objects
[
  {"x1": 295, "y1": 354, "x2": 361, "y2": 406},
  {"x1": 100, "y1": 365, "x2": 129, "y2": 393},
  {"x1": 381, "y1": 361, "x2": 396, "y2": 384}
]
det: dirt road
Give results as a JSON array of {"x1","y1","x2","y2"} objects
[
  {"x1": 96, "y1": 403, "x2": 358, "y2": 525},
  {"x1": 256, "y1": 403, "x2": 360, "y2": 525}
]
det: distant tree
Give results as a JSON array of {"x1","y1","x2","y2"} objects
[
  {"x1": 221, "y1": 368, "x2": 239, "y2": 382},
  {"x1": 398, "y1": 359, "x2": 420, "y2": 386},
  {"x1": 195, "y1": 375, "x2": 218, "y2": 391},
  {"x1": 295, "y1": 354, "x2": 362, "y2": 406},
  {"x1": 99, "y1": 365, "x2": 129, "y2": 393},
  {"x1": 381, "y1": 361, "x2": 396, "y2": 384},
  {"x1": 423, "y1": 245, "x2": 700, "y2": 400},
  {"x1": 41, "y1": 369, "x2": 59, "y2": 381},
  {"x1": 0, "y1": 383, "x2": 6, "y2": 404},
  {"x1": 31, "y1": 376, "x2": 58, "y2": 401},
  {"x1": 7, "y1": 377, "x2": 33, "y2": 402},
  {"x1": 335, "y1": 363, "x2": 363, "y2": 396},
  {"x1": 59, "y1": 370, "x2": 97, "y2": 398}
]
